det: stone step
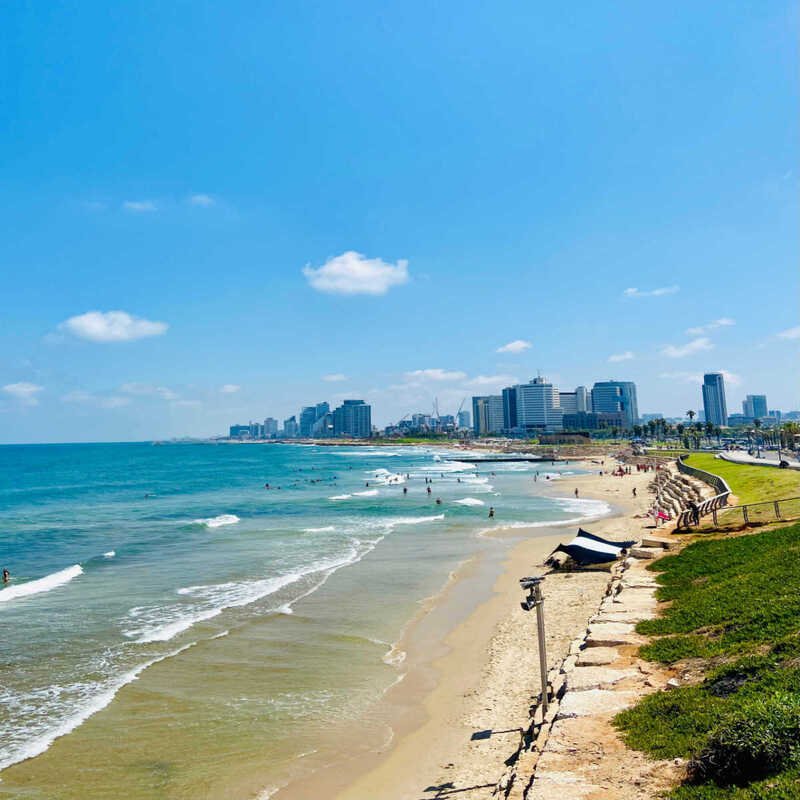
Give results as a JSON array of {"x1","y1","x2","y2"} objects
[
  {"x1": 576, "y1": 646, "x2": 619, "y2": 666},
  {"x1": 565, "y1": 666, "x2": 638, "y2": 691},
  {"x1": 556, "y1": 688, "x2": 638, "y2": 719}
]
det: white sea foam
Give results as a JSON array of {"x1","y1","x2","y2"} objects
[
  {"x1": 353, "y1": 489, "x2": 379, "y2": 497},
  {"x1": 126, "y1": 545, "x2": 370, "y2": 645},
  {"x1": 454, "y1": 497, "x2": 485, "y2": 507},
  {"x1": 387, "y1": 514, "x2": 445, "y2": 527},
  {"x1": 329, "y1": 494, "x2": 352, "y2": 501},
  {"x1": 552, "y1": 496, "x2": 613, "y2": 517},
  {"x1": 0, "y1": 641, "x2": 196, "y2": 772},
  {"x1": 0, "y1": 565, "x2": 83, "y2": 604},
  {"x1": 103, "y1": 550, "x2": 116, "y2": 558},
  {"x1": 418, "y1": 460, "x2": 475, "y2": 473},
  {"x1": 194, "y1": 514, "x2": 240, "y2": 528},
  {"x1": 303, "y1": 526, "x2": 336, "y2": 533}
]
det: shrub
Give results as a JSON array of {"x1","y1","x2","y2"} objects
[{"x1": 688, "y1": 693, "x2": 800, "y2": 786}]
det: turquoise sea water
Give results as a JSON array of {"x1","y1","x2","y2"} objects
[{"x1": 0, "y1": 442, "x2": 606, "y2": 798}]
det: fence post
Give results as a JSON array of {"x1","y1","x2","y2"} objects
[
  {"x1": 743, "y1": 506, "x2": 749, "y2": 525},
  {"x1": 774, "y1": 501, "x2": 781, "y2": 521}
]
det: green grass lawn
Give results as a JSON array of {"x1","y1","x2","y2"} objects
[
  {"x1": 684, "y1": 453, "x2": 800, "y2": 505},
  {"x1": 614, "y1": 523, "x2": 800, "y2": 798}
]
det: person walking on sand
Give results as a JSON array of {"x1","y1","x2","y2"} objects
[
  {"x1": 574, "y1": 488, "x2": 579, "y2": 498},
  {"x1": 632, "y1": 487, "x2": 637, "y2": 497}
]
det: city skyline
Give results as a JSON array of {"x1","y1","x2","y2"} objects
[{"x1": 1, "y1": 2, "x2": 797, "y2": 443}]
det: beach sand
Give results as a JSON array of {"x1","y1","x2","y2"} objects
[{"x1": 279, "y1": 462, "x2": 659, "y2": 800}]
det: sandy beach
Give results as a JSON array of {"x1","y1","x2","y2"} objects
[{"x1": 276, "y1": 460, "x2": 659, "y2": 800}]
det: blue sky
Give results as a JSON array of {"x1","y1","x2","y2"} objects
[{"x1": 1, "y1": 1, "x2": 798, "y2": 442}]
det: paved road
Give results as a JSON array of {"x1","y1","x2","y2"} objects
[{"x1": 718, "y1": 451, "x2": 800, "y2": 471}]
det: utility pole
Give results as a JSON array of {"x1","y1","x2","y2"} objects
[{"x1": 520, "y1": 576, "x2": 549, "y2": 713}]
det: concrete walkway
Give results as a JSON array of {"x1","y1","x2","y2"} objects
[{"x1": 718, "y1": 451, "x2": 800, "y2": 470}]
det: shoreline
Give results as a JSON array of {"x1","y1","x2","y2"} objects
[{"x1": 271, "y1": 460, "x2": 656, "y2": 800}]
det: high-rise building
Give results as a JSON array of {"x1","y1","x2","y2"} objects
[
  {"x1": 591, "y1": 381, "x2": 639, "y2": 429},
  {"x1": 559, "y1": 392, "x2": 578, "y2": 416},
  {"x1": 283, "y1": 416, "x2": 299, "y2": 437},
  {"x1": 515, "y1": 377, "x2": 563, "y2": 432},
  {"x1": 472, "y1": 395, "x2": 504, "y2": 435},
  {"x1": 263, "y1": 418, "x2": 278, "y2": 437},
  {"x1": 457, "y1": 410, "x2": 471, "y2": 430},
  {"x1": 742, "y1": 395, "x2": 767, "y2": 419},
  {"x1": 502, "y1": 386, "x2": 518, "y2": 431},
  {"x1": 315, "y1": 402, "x2": 330, "y2": 421},
  {"x1": 299, "y1": 406, "x2": 317, "y2": 437},
  {"x1": 229, "y1": 424, "x2": 250, "y2": 439},
  {"x1": 333, "y1": 400, "x2": 371, "y2": 438},
  {"x1": 575, "y1": 386, "x2": 591, "y2": 413},
  {"x1": 702, "y1": 373, "x2": 728, "y2": 426}
]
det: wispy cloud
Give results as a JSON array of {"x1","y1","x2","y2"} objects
[
  {"x1": 62, "y1": 390, "x2": 130, "y2": 409},
  {"x1": 303, "y1": 251, "x2": 409, "y2": 296},
  {"x1": 496, "y1": 339, "x2": 531, "y2": 354},
  {"x1": 686, "y1": 318, "x2": 735, "y2": 336},
  {"x1": 188, "y1": 194, "x2": 214, "y2": 207},
  {"x1": 322, "y1": 373, "x2": 348, "y2": 382},
  {"x1": 220, "y1": 384, "x2": 240, "y2": 394},
  {"x1": 122, "y1": 200, "x2": 157, "y2": 213},
  {"x1": 120, "y1": 382, "x2": 178, "y2": 401},
  {"x1": 720, "y1": 370, "x2": 742, "y2": 387},
  {"x1": 658, "y1": 371, "x2": 702, "y2": 385},
  {"x1": 660, "y1": 337, "x2": 714, "y2": 358},
  {"x1": 3, "y1": 382, "x2": 43, "y2": 406},
  {"x1": 59, "y1": 311, "x2": 168, "y2": 343},
  {"x1": 777, "y1": 326, "x2": 800, "y2": 340},
  {"x1": 623, "y1": 285, "x2": 680, "y2": 298},
  {"x1": 466, "y1": 374, "x2": 519, "y2": 388},
  {"x1": 608, "y1": 351, "x2": 635, "y2": 363},
  {"x1": 404, "y1": 369, "x2": 467, "y2": 382}
]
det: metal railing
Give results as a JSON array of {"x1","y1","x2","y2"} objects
[
  {"x1": 708, "y1": 496, "x2": 800, "y2": 528},
  {"x1": 676, "y1": 454, "x2": 731, "y2": 529}
]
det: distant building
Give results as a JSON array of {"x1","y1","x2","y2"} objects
[
  {"x1": 591, "y1": 381, "x2": 639, "y2": 429},
  {"x1": 575, "y1": 386, "x2": 591, "y2": 413},
  {"x1": 264, "y1": 418, "x2": 278, "y2": 437},
  {"x1": 283, "y1": 415, "x2": 299, "y2": 438},
  {"x1": 315, "y1": 402, "x2": 330, "y2": 420},
  {"x1": 333, "y1": 400, "x2": 372, "y2": 438},
  {"x1": 702, "y1": 373, "x2": 728, "y2": 427},
  {"x1": 229, "y1": 424, "x2": 251, "y2": 439},
  {"x1": 742, "y1": 395, "x2": 768, "y2": 419},
  {"x1": 562, "y1": 411, "x2": 625, "y2": 431},
  {"x1": 727, "y1": 413, "x2": 750, "y2": 426},
  {"x1": 457, "y1": 410, "x2": 471, "y2": 430},
  {"x1": 472, "y1": 395, "x2": 504, "y2": 436},
  {"x1": 502, "y1": 386, "x2": 518, "y2": 430},
  {"x1": 641, "y1": 413, "x2": 664, "y2": 423},
  {"x1": 312, "y1": 412, "x2": 334, "y2": 437},
  {"x1": 516, "y1": 377, "x2": 563, "y2": 432},
  {"x1": 299, "y1": 406, "x2": 317, "y2": 437},
  {"x1": 559, "y1": 392, "x2": 578, "y2": 416}
]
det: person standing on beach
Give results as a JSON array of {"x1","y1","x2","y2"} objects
[{"x1": 632, "y1": 487, "x2": 637, "y2": 497}]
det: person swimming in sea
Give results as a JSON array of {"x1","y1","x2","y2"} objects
[
  {"x1": 427, "y1": 486, "x2": 432, "y2": 495},
  {"x1": 403, "y1": 487, "x2": 408, "y2": 495},
  {"x1": 435, "y1": 497, "x2": 442, "y2": 505},
  {"x1": 2, "y1": 568, "x2": 9, "y2": 583},
  {"x1": 488, "y1": 507, "x2": 495, "y2": 518}
]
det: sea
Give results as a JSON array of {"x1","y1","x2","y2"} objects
[{"x1": 0, "y1": 442, "x2": 608, "y2": 799}]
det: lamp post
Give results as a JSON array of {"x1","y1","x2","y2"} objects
[{"x1": 520, "y1": 576, "x2": 549, "y2": 713}]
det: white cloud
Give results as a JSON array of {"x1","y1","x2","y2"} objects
[
  {"x1": 777, "y1": 326, "x2": 800, "y2": 340},
  {"x1": 658, "y1": 371, "x2": 703, "y2": 385},
  {"x1": 220, "y1": 384, "x2": 240, "y2": 394},
  {"x1": 189, "y1": 194, "x2": 214, "y2": 207},
  {"x1": 660, "y1": 337, "x2": 714, "y2": 358},
  {"x1": 623, "y1": 285, "x2": 680, "y2": 298},
  {"x1": 60, "y1": 311, "x2": 168, "y2": 343},
  {"x1": 466, "y1": 374, "x2": 519, "y2": 387},
  {"x1": 608, "y1": 351, "x2": 635, "y2": 363},
  {"x1": 404, "y1": 369, "x2": 467, "y2": 382},
  {"x1": 496, "y1": 339, "x2": 531, "y2": 354},
  {"x1": 322, "y1": 373, "x2": 348, "y2": 382},
  {"x1": 122, "y1": 200, "x2": 157, "y2": 212},
  {"x1": 719, "y1": 370, "x2": 742, "y2": 387},
  {"x1": 62, "y1": 390, "x2": 130, "y2": 409},
  {"x1": 3, "y1": 382, "x2": 43, "y2": 406},
  {"x1": 686, "y1": 318, "x2": 735, "y2": 336},
  {"x1": 120, "y1": 383, "x2": 178, "y2": 401},
  {"x1": 303, "y1": 251, "x2": 409, "y2": 296}
]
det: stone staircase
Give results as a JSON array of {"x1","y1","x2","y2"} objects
[{"x1": 648, "y1": 467, "x2": 707, "y2": 522}]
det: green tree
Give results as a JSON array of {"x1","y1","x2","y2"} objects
[{"x1": 687, "y1": 410, "x2": 696, "y2": 422}]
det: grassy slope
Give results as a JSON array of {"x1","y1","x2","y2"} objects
[
  {"x1": 684, "y1": 453, "x2": 800, "y2": 505},
  {"x1": 614, "y1": 523, "x2": 800, "y2": 798}
]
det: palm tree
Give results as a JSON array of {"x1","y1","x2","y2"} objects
[{"x1": 687, "y1": 410, "x2": 696, "y2": 422}]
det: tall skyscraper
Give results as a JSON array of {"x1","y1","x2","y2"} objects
[
  {"x1": 457, "y1": 410, "x2": 471, "y2": 430},
  {"x1": 299, "y1": 406, "x2": 317, "y2": 437},
  {"x1": 263, "y1": 418, "x2": 278, "y2": 437},
  {"x1": 515, "y1": 377, "x2": 563, "y2": 432},
  {"x1": 559, "y1": 392, "x2": 578, "y2": 415},
  {"x1": 742, "y1": 395, "x2": 767, "y2": 419},
  {"x1": 472, "y1": 395, "x2": 504, "y2": 435},
  {"x1": 283, "y1": 415, "x2": 299, "y2": 437},
  {"x1": 333, "y1": 400, "x2": 371, "y2": 438},
  {"x1": 591, "y1": 381, "x2": 639, "y2": 428},
  {"x1": 702, "y1": 373, "x2": 728, "y2": 426},
  {"x1": 502, "y1": 386, "x2": 518, "y2": 431}
]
